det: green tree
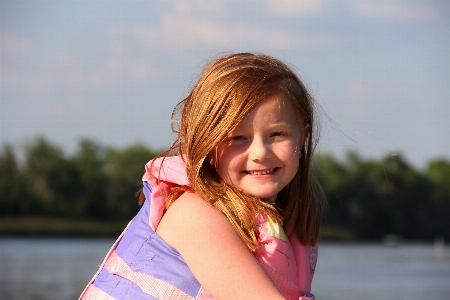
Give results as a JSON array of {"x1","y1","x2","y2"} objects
[
  {"x1": 24, "y1": 137, "x2": 80, "y2": 217},
  {"x1": 0, "y1": 145, "x2": 31, "y2": 215},
  {"x1": 71, "y1": 139, "x2": 109, "y2": 218},
  {"x1": 105, "y1": 144, "x2": 159, "y2": 220},
  {"x1": 426, "y1": 159, "x2": 450, "y2": 239},
  {"x1": 314, "y1": 153, "x2": 347, "y2": 225},
  {"x1": 368, "y1": 154, "x2": 432, "y2": 240},
  {"x1": 315, "y1": 152, "x2": 435, "y2": 240}
]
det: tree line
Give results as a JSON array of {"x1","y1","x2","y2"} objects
[
  {"x1": 0, "y1": 137, "x2": 159, "y2": 221},
  {"x1": 1, "y1": 136, "x2": 449, "y2": 241},
  {"x1": 315, "y1": 152, "x2": 450, "y2": 241}
]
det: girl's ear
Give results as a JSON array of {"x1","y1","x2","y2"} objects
[
  {"x1": 299, "y1": 123, "x2": 311, "y2": 148},
  {"x1": 207, "y1": 153, "x2": 214, "y2": 166}
]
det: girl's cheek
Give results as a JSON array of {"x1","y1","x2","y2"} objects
[
  {"x1": 281, "y1": 143, "x2": 301, "y2": 164},
  {"x1": 229, "y1": 153, "x2": 244, "y2": 168},
  {"x1": 275, "y1": 140, "x2": 298, "y2": 155}
]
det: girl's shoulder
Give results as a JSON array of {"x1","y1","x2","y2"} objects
[
  {"x1": 159, "y1": 192, "x2": 218, "y2": 228},
  {"x1": 156, "y1": 192, "x2": 226, "y2": 247}
]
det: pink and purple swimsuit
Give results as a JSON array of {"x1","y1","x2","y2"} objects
[{"x1": 80, "y1": 156, "x2": 317, "y2": 300}]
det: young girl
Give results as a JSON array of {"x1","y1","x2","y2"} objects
[{"x1": 80, "y1": 53, "x2": 325, "y2": 300}]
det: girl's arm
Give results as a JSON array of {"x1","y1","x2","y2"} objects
[{"x1": 156, "y1": 192, "x2": 286, "y2": 300}]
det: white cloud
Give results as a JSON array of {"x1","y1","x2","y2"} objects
[
  {"x1": 1, "y1": 1, "x2": 331, "y2": 93},
  {"x1": 347, "y1": 80, "x2": 368, "y2": 102},
  {"x1": 0, "y1": 31, "x2": 34, "y2": 58},
  {"x1": 0, "y1": 33, "x2": 57, "y2": 93},
  {"x1": 0, "y1": 66, "x2": 56, "y2": 93},
  {"x1": 172, "y1": 0, "x2": 228, "y2": 18},
  {"x1": 0, "y1": 30, "x2": 159, "y2": 92},
  {"x1": 152, "y1": 1, "x2": 330, "y2": 51},
  {"x1": 265, "y1": 0, "x2": 323, "y2": 17},
  {"x1": 38, "y1": 96, "x2": 88, "y2": 119},
  {"x1": 59, "y1": 31, "x2": 158, "y2": 89},
  {"x1": 353, "y1": 0, "x2": 439, "y2": 21},
  {"x1": 130, "y1": 27, "x2": 158, "y2": 49}
]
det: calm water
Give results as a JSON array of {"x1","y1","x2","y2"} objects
[{"x1": 0, "y1": 238, "x2": 449, "y2": 300}]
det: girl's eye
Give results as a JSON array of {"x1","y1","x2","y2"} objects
[
  {"x1": 232, "y1": 136, "x2": 246, "y2": 141},
  {"x1": 271, "y1": 131, "x2": 287, "y2": 137}
]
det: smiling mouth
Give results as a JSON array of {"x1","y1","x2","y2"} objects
[{"x1": 246, "y1": 168, "x2": 277, "y2": 175}]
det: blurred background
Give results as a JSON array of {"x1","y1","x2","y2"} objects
[{"x1": 1, "y1": 0, "x2": 449, "y2": 299}]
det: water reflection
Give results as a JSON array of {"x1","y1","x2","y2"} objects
[
  {"x1": 0, "y1": 238, "x2": 449, "y2": 300},
  {"x1": 313, "y1": 242, "x2": 450, "y2": 300},
  {"x1": 0, "y1": 238, "x2": 112, "y2": 300}
]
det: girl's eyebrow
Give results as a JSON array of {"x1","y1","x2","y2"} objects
[
  {"x1": 267, "y1": 121, "x2": 294, "y2": 127},
  {"x1": 261, "y1": 121, "x2": 296, "y2": 129},
  {"x1": 231, "y1": 121, "x2": 295, "y2": 132}
]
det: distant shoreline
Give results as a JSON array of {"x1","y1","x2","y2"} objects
[
  {"x1": 0, "y1": 217, "x2": 356, "y2": 241},
  {"x1": 0, "y1": 219, "x2": 443, "y2": 245},
  {"x1": 0, "y1": 217, "x2": 129, "y2": 237}
]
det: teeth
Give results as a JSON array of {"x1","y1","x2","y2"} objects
[{"x1": 248, "y1": 168, "x2": 275, "y2": 175}]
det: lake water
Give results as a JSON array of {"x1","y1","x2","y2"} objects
[{"x1": 0, "y1": 238, "x2": 449, "y2": 300}]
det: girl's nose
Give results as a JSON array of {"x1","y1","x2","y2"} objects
[{"x1": 248, "y1": 138, "x2": 271, "y2": 161}]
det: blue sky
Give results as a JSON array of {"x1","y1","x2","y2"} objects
[{"x1": 1, "y1": 0, "x2": 449, "y2": 168}]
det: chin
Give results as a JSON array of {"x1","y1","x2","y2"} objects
[{"x1": 250, "y1": 192, "x2": 277, "y2": 202}]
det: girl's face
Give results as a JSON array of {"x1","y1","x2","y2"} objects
[{"x1": 212, "y1": 93, "x2": 307, "y2": 204}]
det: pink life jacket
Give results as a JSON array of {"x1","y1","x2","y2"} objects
[{"x1": 80, "y1": 156, "x2": 316, "y2": 300}]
